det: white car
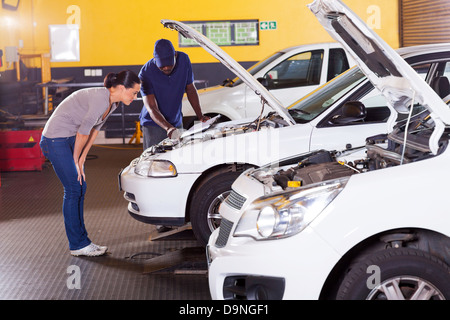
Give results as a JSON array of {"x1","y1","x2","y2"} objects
[
  {"x1": 207, "y1": 0, "x2": 450, "y2": 300},
  {"x1": 119, "y1": 18, "x2": 450, "y2": 247},
  {"x1": 181, "y1": 42, "x2": 355, "y2": 125}
]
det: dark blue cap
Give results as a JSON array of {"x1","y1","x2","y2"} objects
[{"x1": 154, "y1": 39, "x2": 175, "y2": 68}]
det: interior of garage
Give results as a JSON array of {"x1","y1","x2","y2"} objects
[
  {"x1": 1, "y1": 144, "x2": 210, "y2": 299},
  {"x1": 1, "y1": 0, "x2": 450, "y2": 302}
]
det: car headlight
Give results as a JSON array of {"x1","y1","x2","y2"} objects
[
  {"x1": 134, "y1": 159, "x2": 177, "y2": 177},
  {"x1": 233, "y1": 177, "x2": 349, "y2": 240}
]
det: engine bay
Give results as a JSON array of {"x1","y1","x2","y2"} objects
[
  {"x1": 252, "y1": 109, "x2": 450, "y2": 193},
  {"x1": 142, "y1": 112, "x2": 291, "y2": 156}
]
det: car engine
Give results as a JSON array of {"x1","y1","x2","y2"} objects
[
  {"x1": 251, "y1": 109, "x2": 450, "y2": 193},
  {"x1": 142, "y1": 112, "x2": 291, "y2": 156}
]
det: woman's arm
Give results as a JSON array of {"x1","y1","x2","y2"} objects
[{"x1": 73, "y1": 129, "x2": 100, "y2": 184}]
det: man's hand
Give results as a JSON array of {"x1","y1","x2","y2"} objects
[
  {"x1": 167, "y1": 127, "x2": 181, "y2": 140},
  {"x1": 199, "y1": 115, "x2": 210, "y2": 122}
]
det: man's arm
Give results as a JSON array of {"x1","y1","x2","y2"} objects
[
  {"x1": 142, "y1": 94, "x2": 174, "y2": 134},
  {"x1": 185, "y1": 83, "x2": 209, "y2": 122}
]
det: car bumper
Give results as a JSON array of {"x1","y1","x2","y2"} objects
[
  {"x1": 119, "y1": 164, "x2": 201, "y2": 224},
  {"x1": 207, "y1": 226, "x2": 341, "y2": 300}
]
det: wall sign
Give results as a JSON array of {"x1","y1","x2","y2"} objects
[{"x1": 260, "y1": 21, "x2": 277, "y2": 30}]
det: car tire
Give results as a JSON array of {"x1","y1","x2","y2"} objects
[
  {"x1": 336, "y1": 248, "x2": 450, "y2": 300},
  {"x1": 189, "y1": 168, "x2": 245, "y2": 247}
]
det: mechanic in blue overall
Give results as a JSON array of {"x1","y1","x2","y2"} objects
[{"x1": 138, "y1": 39, "x2": 209, "y2": 150}]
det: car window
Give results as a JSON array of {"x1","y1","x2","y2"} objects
[
  {"x1": 327, "y1": 48, "x2": 350, "y2": 81},
  {"x1": 230, "y1": 51, "x2": 284, "y2": 87},
  {"x1": 414, "y1": 63, "x2": 431, "y2": 80},
  {"x1": 324, "y1": 62, "x2": 434, "y2": 125},
  {"x1": 361, "y1": 63, "x2": 431, "y2": 121},
  {"x1": 429, "y1": 61, "x2": 450, "y2": 99},
  {"x1": 263, "y1": 50, "x2": 324, "y2": 89},
  {"x1": 443, "y1": 62, "x2": 450, "y2": 78},
  {"x1": 442, "y1": 62, "x2": 450, "y2": 103},
  {"x1": 288, "y1": 61, "x2": 435, "y2": 125},
  {"x1": 288, "y1": 67, "x2": 366, "y2": 123}
]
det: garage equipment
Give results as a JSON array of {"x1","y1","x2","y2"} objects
[
  {"x1": 0, "y1": 129, "x2": 45, "y2": 171},
  {"x1": 128, "y1": 121, "x2": 143, "y2": 145}
]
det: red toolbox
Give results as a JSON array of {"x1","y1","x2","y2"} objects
[{"x1": 0, "y1": 129, "x2": 45, "y2": 171}]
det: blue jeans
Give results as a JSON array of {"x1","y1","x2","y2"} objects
[{"x1": 40, "y1": 136, "x2": 91, "y2": 250}]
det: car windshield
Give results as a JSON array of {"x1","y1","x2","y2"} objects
[
  {"x1": 287, "y1": 67, "x2": 366, "y2": 123},
  {"x1": 225, "y1": 52, "x2": 285, "y2": 87}
]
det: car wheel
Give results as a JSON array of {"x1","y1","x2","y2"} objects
[
  {"x1": 189, "y1": 169, "x2": 244, "y2": 246},
  {"x1": 336, "y1": 248, "x2": 450, "y2": 300}
]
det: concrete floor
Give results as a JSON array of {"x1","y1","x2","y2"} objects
[{"x1": 0, "y1": 143, "x2": 211, "y2": 300}]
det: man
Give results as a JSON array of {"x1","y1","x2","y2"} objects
[{"x1": 138, "y1": 39, "x2": 209, "y2": 150}]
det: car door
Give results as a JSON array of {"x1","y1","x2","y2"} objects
[{"x1": 309, "y1": 86, "x2": 392, "y2": 152}]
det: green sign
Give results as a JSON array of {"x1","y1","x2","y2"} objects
[{"x1": 260, "y1": 21, "x2": 277, "y2": 30}]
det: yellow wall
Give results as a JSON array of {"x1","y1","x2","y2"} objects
[{"x1": 0, "y1": 0, "x2": 399, "y2": 73}]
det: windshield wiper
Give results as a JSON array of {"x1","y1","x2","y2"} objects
[{"x1": 289, "y1": 109, "x2": 311, "y2": 116}]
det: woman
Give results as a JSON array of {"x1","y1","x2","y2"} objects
[{"x1": 40, "y1": 70, "x2": 140, "y2": 256}]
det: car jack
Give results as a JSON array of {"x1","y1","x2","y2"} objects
[
  {"x1": 147, "y1": 223, "x2": 193, "y2": 241},
  {"x1": 142, "y1": 246, "x2": 207, "y2": 275}
]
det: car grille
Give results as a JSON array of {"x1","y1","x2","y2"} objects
[
  {"x1": 224, "y1": 190, "x2": 247, "y2": 210},
  {"x1": 215, "y1": 218, "x2": 234, "y2": 248},
  {"x1": 223, "y1": 275, "x2": 285, "y2": 300},
  {"x1": 131, "y1": 202, "x2": 140, "y2": 212},
  {"x1": 125, "y1": 192, "x2": 135, "y2": 201}
]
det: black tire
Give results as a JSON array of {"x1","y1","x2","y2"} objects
[
  {"x1": 336, "y1": 248, "x2": 450, "y2": 300},
  {"x1": 189, "y1": 168, "x2": 244, "y2": 247}
]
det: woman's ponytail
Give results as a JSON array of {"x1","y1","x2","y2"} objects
[
  {"x1": 103, "y1": 70, "x2": 140, "y2": 89},
  {"x1": 103, "y1": 73, "x2": 118, "y2": 88}
]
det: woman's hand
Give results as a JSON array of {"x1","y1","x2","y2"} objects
[{"x1": 76, "y1": 156, "x2": 86, "y2": 185}]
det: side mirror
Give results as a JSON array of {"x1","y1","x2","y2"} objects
[
  {"x1": 329, "y1": 101, "x2": 366, "y2": 125},
  {"x1": 257, "y1": 77, "x2": 269, "y2": 88}
]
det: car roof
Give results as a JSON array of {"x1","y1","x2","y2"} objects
[
  {"x1": 397, "y1": 43, "x2": 450, "y2": 58},
  {"x1": 278, "y1": 42, "x2": 344, "y2": 53}
]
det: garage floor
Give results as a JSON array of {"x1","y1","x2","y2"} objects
[{"x1": 0, "y1": 144, "x2": 211, "y2": 300}]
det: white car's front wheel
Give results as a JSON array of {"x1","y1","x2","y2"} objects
[
  {"x1": 336, "y1": 248, "x2": 450, "y2": 300},
  {"x1": 189, "y1": 167, "x2": 248, "y2": 247}
]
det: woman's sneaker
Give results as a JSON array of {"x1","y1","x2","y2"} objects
[{"x1": 70, "y1": 243, "x2": 108, "y2": 256}]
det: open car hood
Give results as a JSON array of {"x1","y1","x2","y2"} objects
[
  {"x1": 161, "y1": 19, "x2": 296, "y2": 126},
  {"x1": 308, "y1": 0, "x2": 450, "y2": 154}
]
